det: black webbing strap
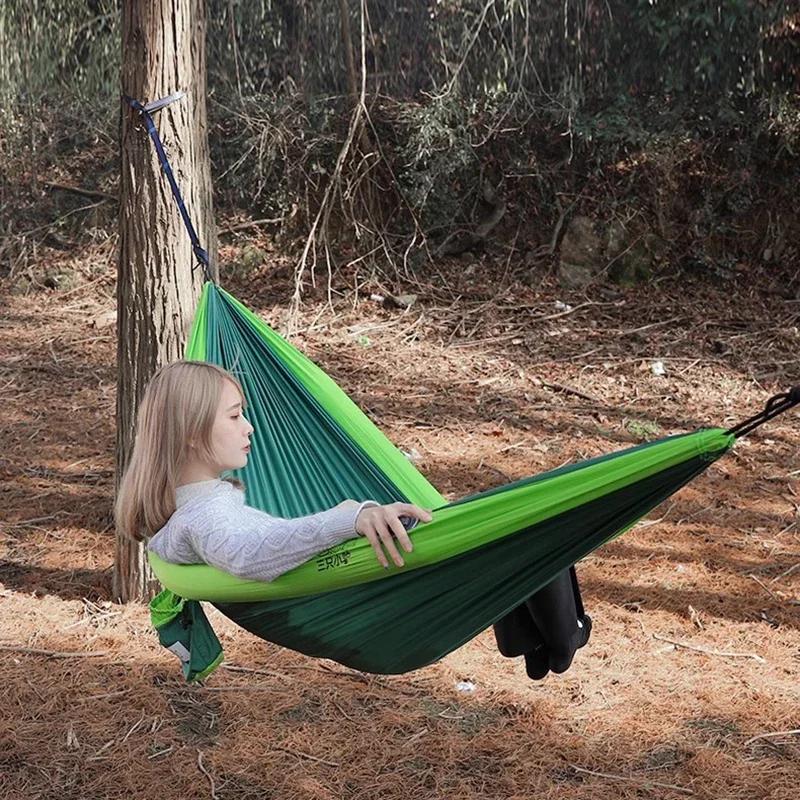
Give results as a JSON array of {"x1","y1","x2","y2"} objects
[
  {"x1": 124, "y1": 91, "x2": 214, "y2": 283},
  {"x1": 725, "y1": 387, "x2": 800, "y2": 439}
]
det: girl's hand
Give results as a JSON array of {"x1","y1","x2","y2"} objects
[{"x1": 356, "y1": 503, "x2": 432, "y2": 568}]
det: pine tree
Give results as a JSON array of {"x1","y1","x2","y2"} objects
[{"x1": 115, "y1": 0, "x2": 218, "y2": 601}]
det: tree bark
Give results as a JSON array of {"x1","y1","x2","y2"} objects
[
  {"x1": 337, "y1": 0, "x2": 359, "y2": 101},
  {"x1": 115, "y1": 0, "x2": 217, "y2": 602}
]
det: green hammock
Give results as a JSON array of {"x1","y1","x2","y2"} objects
[{"x1": 147, "y1": 282, "x2": 796, "y2": 681}]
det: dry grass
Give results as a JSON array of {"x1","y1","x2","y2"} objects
[{"x1": 1, "y1": 248, "x2": 799, "y2": 799}]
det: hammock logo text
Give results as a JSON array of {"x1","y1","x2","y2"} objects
[{"x1": 316, "y1": 543, "x2": 352, "y2": 572}]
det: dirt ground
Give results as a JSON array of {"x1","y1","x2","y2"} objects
[{"x1": 1, "y1": 241, "x2": 799, "y2": 800}]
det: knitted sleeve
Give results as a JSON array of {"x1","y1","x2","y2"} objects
[{"x1": 149, "y1": 492, "x2": 377, "y2": 583}]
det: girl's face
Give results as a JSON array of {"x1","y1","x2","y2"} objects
[{"x1": 204, "y1": 379, "x2": 254, "y2": 475}]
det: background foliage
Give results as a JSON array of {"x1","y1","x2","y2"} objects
[{"x1": 1, "y1": 1, "x2": 799, "y2": 280}]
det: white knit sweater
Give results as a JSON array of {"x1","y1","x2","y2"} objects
[{"x1": 147, "y1": 479, "x2": 375, "y2": 583}]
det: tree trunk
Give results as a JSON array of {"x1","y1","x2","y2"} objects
[
  {"x1": 114, "y1": 0, "x2": 217, "y2": 603},
  {"x1": 337, "y1": 0, "x2": 359, "y2": 101}
]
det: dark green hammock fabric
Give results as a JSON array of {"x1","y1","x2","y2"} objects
[{"x1": 149, "y1": 283, "x2": 734, "y2": 679}]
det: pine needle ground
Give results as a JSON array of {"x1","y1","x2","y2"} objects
[{"x1": 1, "y1": 250, "x2": 799, "y2": 800}]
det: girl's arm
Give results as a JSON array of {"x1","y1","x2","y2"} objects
[{"x1": 154, "y1": 494, "x2": 377, "y2": 583}]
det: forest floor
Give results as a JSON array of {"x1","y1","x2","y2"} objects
[{"x1": 1, "y1": 233, "x2": 799, "y2": 800}]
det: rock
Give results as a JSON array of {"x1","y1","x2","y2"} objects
[
  {"x1": 90, "y1": 311, "x2": 117, "y2": 329},
  {"x1": 438, "y1": 230, "x2": 480, "y2": 257},
  {"x1": 43, "y1": 268, "x2": 78, "y2": 291},
  {"x1": 558, "y1": 216, "x2": 602, "y2": 288},
  {"x1": 608, "y1": 247, "x2": 652, "y2": 287},
  {"x1": 558, "y1": 261, "x2": 596, "y2": 289},
  {"x1": 606, "y1": 220, "x2": 627, "y2": 258},
  {"x1": 402, "y1": 447, "x2": 422, "y2": 463},
  {"x1": 44, "y1": 232, "x2": 72, "y2": 250},
  {"x1": 606, "y1": 223, "x2": 664, "y2": 288},
  {"x1": 560, "y1": 217, "x2": 601, "y2": 267},
  {"x1": 10, "y1": 277, "x2": 32, "y2": 295},
  {"x1": 240, "y1": 244, "x2": 267, "y2": 270},
  {"x1": 392, "y1": 293, "x2": 417, "y2": 309}
]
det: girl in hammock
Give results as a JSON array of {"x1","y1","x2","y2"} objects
[{"x1": 115, "y1": 361, "x2": 432, "y2": 581}]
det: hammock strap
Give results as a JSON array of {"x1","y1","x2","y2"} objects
[
  {"x1": 725, "y1": 387, "x2": 800, "y2": 439},
  {"x1": 124, "y1": 91, "x2": 214, "y2": 284}
]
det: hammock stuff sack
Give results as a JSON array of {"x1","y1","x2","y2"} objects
[{"x1": 148, "y1": 282, "x2": 748, "y2": 680}]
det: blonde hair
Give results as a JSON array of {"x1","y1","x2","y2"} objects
[{"x1": 115, "y1": 361, "x2": 244, "y2": 542}]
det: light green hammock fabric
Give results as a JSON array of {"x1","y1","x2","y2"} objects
[{"x1": 149, "y1": 282, "x2": 736, "y2": 680}]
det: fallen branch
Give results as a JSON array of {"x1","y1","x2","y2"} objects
[
  {"x1": 541, "y1": 380, "x2": 601, "y2": 404},
  {"x1": 571, "y1": 765, "x2": 694, "y2": 795},
  {"x1": 771, "y1": 562, "x2": 800, "y2": 584},
  {"x1": 449, "y1": 329, "x2": 530, "y2": 349},
  {"x1": 219, "y1": 663, "x2": 296, "y2": 680},
  {"x1": 195, "y1": 686, "x2": 287, "y2": 693},
  {"x1": 220, "y1": 212, "x2": 295, "y2": 234},
  {"x1": 652, "y1": 634, "x2": 765, "y2": 663},
  {"x1": 148, "y1": 744, "x2": 173, "y2": 759},
  {"x1": 0, "y1": 645, "x2": 108, "y2": 659},
  {"x1": 87, "y1": 740, "x2": 115, "y2": 762},
  {"x1": 44, "y1": 181, "x2": 117, "y2": 201},
  {"x1": 532, "y1": 300, "x2": 603, "y2": 322},
  {"x1": 5, "y1": 514, "x2": 65, "y2": 528},
  {"x1": 122, "y1": 711, "x2": 146, "y2": 743},
  {"x1": 748, "y1": 573, "x2": 778, "y2": 599},
  {"x1": 273, "y1": 746, "x2": 339, "y2": 767},
  {"x1": 314, "y1": 663, "x2": 421, "y2": 696},
  {"x1": 332, "y1": 700, "x2": 356, "y2": 722},
  {"x1": 63, "y1": 611, "x2": 121, "y2": 630},
  {"x1": 80, "y1": 689, "x2": 132, "y2": 702},
  {"x1": 403, "y1": 728, "x2": 429, "y2": 748},
  {"x1": 197, "y1": 750, "x2": 219, "y2": 800},
  {"x1": 744, "y1": 729, "x2": 800, "y2": 746},
  {"x1": 616, "y1": 317, "x2": 684, "y2": 337}
]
